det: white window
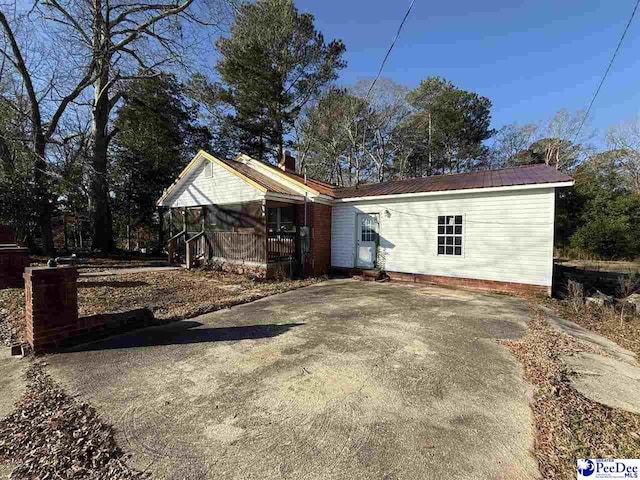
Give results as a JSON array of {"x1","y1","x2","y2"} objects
[
  {"x1": 437, "y1": 215, "x2": 463, "y2": 256},
  {"x1": 204, "y1": 162, "x2": 213, "y2": 178}
]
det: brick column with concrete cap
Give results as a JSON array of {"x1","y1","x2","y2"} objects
[{"x1": 24, "y1": 266, "x2": 79, "y2": 351}]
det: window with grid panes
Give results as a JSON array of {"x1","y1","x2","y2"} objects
[
  {"x1": 437, "y1": 215, "x2": 463, "y2": 256},
  {"x1": 361, "y1": 216, "x2": 377, "y2": 242}
]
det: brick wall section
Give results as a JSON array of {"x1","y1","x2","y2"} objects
[
  {"x1": 24, "y1": 266, "x2": 79, "y2": 351},
  {"x1": 310, "y1": 203, "x2": 332, "y2": 277},
  {"x1": 24, "y1": 266, "x2": 155, "y2": 352},
  {"x1": 0, "y1": 225, "x2": 16, "y2": 244},
  {"x1": 295, "y1": 203, "x2": 332, "y2": 277},
  {"x1": 385, "y1": 271, "x2": 551, "y2": 296},
  {"x1": 0, "y1": 246, "x2": 29, "y2": 288}
]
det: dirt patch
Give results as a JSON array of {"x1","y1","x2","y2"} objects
[
  {"x1": 0, "y1": 269, "x2": 319, "y2": 346},
  {"x1": 500, "y1": 308, "x2": 640, "y2": 480},
  {"x1": 0, "y1": 361, "x2": 147, "y2": 479}
]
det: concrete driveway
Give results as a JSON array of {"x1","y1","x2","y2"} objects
[{"x1": 47, "y1": 279, "x2": 538, "y2": 480}]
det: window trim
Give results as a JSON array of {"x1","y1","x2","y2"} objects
[{"x1": 436, "y1": 214, "x2": 465, "y2": 258}]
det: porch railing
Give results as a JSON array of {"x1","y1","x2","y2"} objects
[
  {"x1": 186, "y1": 231, "x2": 206, "y2": 269},
  {"x1": 167, "y1": 230, "x2": 186, "y2": 264},
  {"x1": 206, "y1": 231, "x2": 266, "y2": 263},
  {"x1": 170, "y1": 230, "x2": 298, "y2": 267},
  {"x1": 267, "y1": 232, "x2": 296, "y2": 262}
]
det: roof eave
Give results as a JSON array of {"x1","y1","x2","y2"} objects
[{"x1": 334, "y1": 181, "x2": 574, "y2": 203}]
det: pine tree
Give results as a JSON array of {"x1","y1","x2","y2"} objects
[{"x1": 215, "y1": 0, "x2": 346, "y2": 161}]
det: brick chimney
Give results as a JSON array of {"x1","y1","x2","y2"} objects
[{"x1": 278, "y1": 150, "x2": 296, "y2": 172}]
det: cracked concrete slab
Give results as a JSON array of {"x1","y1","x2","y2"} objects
[
  {"x1": 541, "y1": 306, "x2": 640, "y2": 414},
  {"x1": 46, "y1": 280, "x2": 539, "y2": 480},
  {"x1": 543, "y1": 306, "x2": 637, "y2": 364},
  {"x1": 562, "y1": 352, "x2": 640, "y2": 414}
]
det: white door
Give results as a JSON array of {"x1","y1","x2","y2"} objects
[{"x1": 356, "y1": 213, "x2": 379, "y2": 269}]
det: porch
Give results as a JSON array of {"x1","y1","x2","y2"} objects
[{"x1": 163, "y1": 201, "x2": 307, "y2": 278}]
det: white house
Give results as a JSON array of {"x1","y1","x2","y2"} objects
[{"x1": 157, "y1": 150, "x2": 574, "y2": 295}]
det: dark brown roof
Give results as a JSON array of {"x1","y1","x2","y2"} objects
[
  {"x1": 333, "y1": 164, "x2": 573, "y2": 199},
  {"x1": 255, "y1": 160, "x2": 338, "y2": 196},
  {"x1": 217, "y1": 158, "x2": 301, "y2": 196}
]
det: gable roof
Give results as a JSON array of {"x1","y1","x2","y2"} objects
[
  {"x1": 216, "y1": 157, "x2": 300, "y2": 196},
  {"x1": 253, "y1": 159, "x2": 338, "y2": 196},
  {"x1": 333, "y1": 164, "x2": 574, "y2": 199},
  {"x1": 157, "y1": 150, "x2": 300, "y2": 206},
  {"x1": 159, "y1": 151, "x2": 574, "y2": 207}
]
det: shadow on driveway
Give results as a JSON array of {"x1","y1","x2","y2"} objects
[{"x1": 68, "y1": 321, "x2": 304, "y2": 352}]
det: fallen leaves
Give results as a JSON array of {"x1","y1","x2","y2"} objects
[
  {"x1": 76, "y1": 269, "x2": 318, "y2": 321},
  {"x1": 0, "y1": 288, "x2": 25, "y2": 346},
  {"x1": 500, "y1": 308, "x2": 640, "y2": 480},
  {"x1": 0, "y1": 267, "x2": 319, "y2": 346},
  {"x1": 0, "y1": 362, "x2": 148, "y2": 479}
]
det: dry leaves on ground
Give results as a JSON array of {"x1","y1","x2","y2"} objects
[
  {"x1": 551, "y1": 299, "x2": 640, "y2": 359},
  {"x1": 0, "y1": 362, "x2": 148, "y2": 479},
  {"x1": 0, "y1": 268, "x2": 318, "y2": 346},
  {"x1": 0, "y1": 288, "x2": 25, "y2": 346},
  {"x1": 500, "y1": 308, "x2": 640, "y2": 480},
  {"x1": 77, "y1": 269, "x2": 318, "y2": 320}
]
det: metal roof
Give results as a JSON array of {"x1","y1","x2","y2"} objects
[{"x1": 332, "y1": 164, "x2": 573, "y2": 199}]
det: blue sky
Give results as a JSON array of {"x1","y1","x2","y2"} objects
[{"x1": 298, "y1": 0, "x2": 640, "y2": 146}]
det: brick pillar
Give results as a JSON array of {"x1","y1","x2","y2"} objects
[
  {"x1": 24, "y1": 266, "x2": 79, "y2": 352},
  {"x1": 294, "y1": 203, "x2": 332, "y2": 277}
]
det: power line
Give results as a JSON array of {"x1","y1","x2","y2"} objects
[
  {"x1": 573, "y1": 0, "x2": 640, "y2": 142},
  {"x1": 299, "y1": 0, "x2": 416, "y2": 180},
  {"x1": 364, "y1": 0, "x2": 416, "y2": 102}
]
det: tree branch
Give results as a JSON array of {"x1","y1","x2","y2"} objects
[
  {"x1": 111, "y1": 0, "x2": 196, "y2": 53},
  {"x1": 0, "y1": 11, "x2": 44, "y2": 143}
]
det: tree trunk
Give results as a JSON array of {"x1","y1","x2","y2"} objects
[
  {"x1": 90, "y1": 66, "x2": 115, "y2": 252},
  {"x1": 34, "y1": 135, "x2": 55, "y2": 255}
]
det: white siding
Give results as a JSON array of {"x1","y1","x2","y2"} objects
[
  {"x1": 166, "y1": 159, "x2": 263, "y2": 207},
  {"x1": 332, "y1": 188, "x2": 556, "y2": 286}
]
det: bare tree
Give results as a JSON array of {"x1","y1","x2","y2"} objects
[
  {"x1": 296, "y1": 88, "x2": 372, "y2": 186},
  {"x1": 540, "y1": 109, "x2": 592, "y2": 170},
  {"x1": 32, "y1": 0, "x2": 231, "y2": 251},
  {"x1": 351, "y1": 78, "x2": 410, "y2": 182},
  {"x1": 608, "y1": 117, "x2": 640, "y2": 192},
  {"x1": 490, "y1": 123, "x2": 538, "y2": 168},
  {"x1": 0, "y1": 9, "x2": 97, "y2": 253}
]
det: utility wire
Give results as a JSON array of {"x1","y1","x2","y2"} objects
[
  {"x1": 364, "y1": 0, "x2": 416, "y2": 102},
  {"x1": 573, "y1": 0, "x2": 640, "y2": 142}
]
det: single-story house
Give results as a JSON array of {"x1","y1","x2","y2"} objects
[{"x1": 157, "y1": 150, "x2": 574, "y2": 295}]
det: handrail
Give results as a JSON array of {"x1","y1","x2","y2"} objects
[
  {"x1": 168, "y1": 230, "x2": 186, "y2": 242},
  {"x1": 185, "y1": 230, "x2": 205, "y2": 243},
  {"x1": 185, "y1": 230, "x2": 206, "y2": 269}
]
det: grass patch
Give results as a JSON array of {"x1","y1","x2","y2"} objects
[{"x1": 500, "y1": 308, "x2": 640, "y2": 479}]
